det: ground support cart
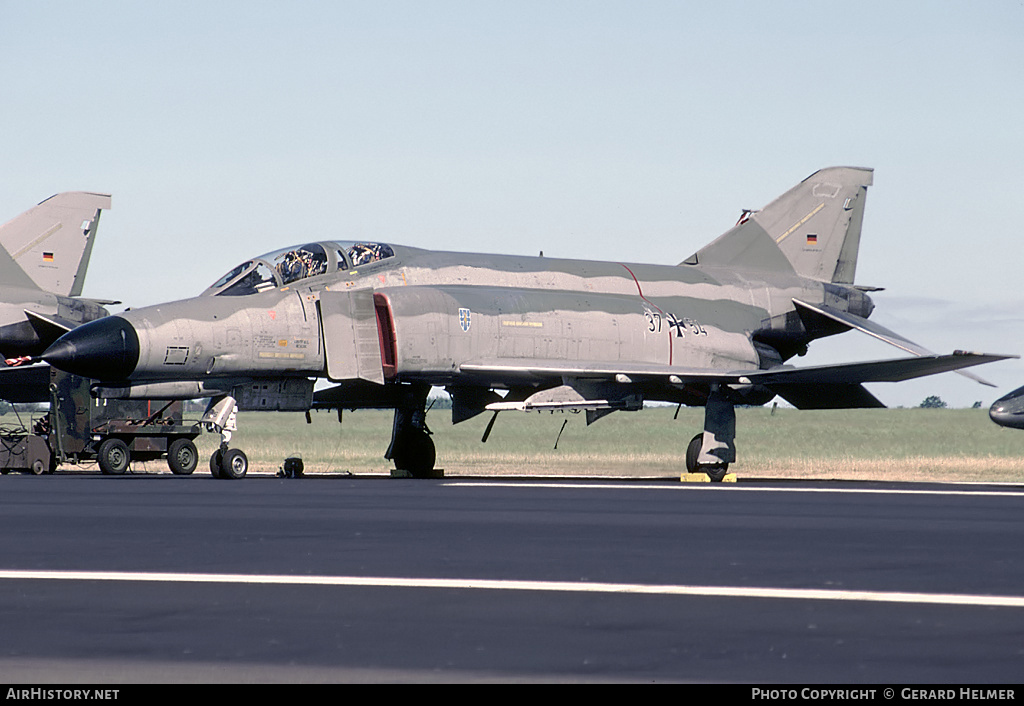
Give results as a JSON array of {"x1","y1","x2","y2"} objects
[{"x1": 0, "y1": 369, "x2": 202, "y2": 475}]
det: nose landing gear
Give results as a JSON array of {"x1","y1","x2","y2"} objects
[
  {"x1": 204, "y1": 395, "x2": 249, "y2": 479},
  {"x1": 210, "y1": 445, "x2": 249, "y2": 480}
]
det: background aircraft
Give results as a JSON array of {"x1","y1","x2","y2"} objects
[
  {"x1": 989, "y1": 385, "x2": 1024, "y2": 429},
  {"x1": 0, "y1": 192, "x2": 112, "y2": 360},
  {"x1": 42, "y1": 168, "x2": 1012, "y2": 480},
  {"x1": 0, "y1": 192, "x2": 112, "y2": 404}
]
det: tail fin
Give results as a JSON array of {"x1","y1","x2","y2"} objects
[
  {"x1": 0, "y1": 192, "x2": 111, "y2": 297},
  {"x1": 683, "y1": 167, "x2": 873, "y2": 284}
]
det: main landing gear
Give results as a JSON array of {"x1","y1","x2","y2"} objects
[
  {"x1": 203, "y1": 395, "x2": 249, "y2": 479},
  {"x1": 683, "y1": 386, "x2": 736, "y2": 483},
  {"x1": 385, "y1": 383, "x2": 437, "y2": 478}
]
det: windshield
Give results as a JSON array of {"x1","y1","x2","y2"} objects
[
  {"x1": 217, "y1": 261, "x2": 278, "y2": 296},
  {"x1": 204, "y1": 240, "x2": 395, "y2": 296}
]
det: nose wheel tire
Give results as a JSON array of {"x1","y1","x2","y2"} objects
[
  {"x1": 211, "y1": 447, "x2": 248, "y2": 479},
  {"x1": 210, "y1": 448, "x2": 224, "y2": 478}
]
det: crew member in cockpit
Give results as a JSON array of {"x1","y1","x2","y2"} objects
[
  {"x1": 276, "y1": 247, "x2": 328, "y2": 284},
  {"x1": 277, "y1": 250, "x2": 305, "y2": 284},
  {"x1": 349, "y1": 242, "x2": 391, "y2": 266}
]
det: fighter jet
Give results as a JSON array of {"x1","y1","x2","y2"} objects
[
  {"x1": 989, "y1": 386, "x2": 1024, "y2": 429},
  {"x1": 42, "y1": 167, "x2": 1013, "y2": 480},
  {"x1": 0, "y1": 192, "x2": 112, "y2": 360}
]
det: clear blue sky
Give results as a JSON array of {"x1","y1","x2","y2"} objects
[{"x1": 2, "y1": 1, "x2": 1022, "y2": 407}]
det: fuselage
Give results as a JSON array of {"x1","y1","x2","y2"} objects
[{"x1": 42, "y1": 240, "x2": 874, "y2": 403}]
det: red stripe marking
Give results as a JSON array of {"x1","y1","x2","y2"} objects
[{"x1": 620, "y1": 263, "x2": 673, "y2": 365}]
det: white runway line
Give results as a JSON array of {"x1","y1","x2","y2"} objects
[
  {"x1": 1, "y1": 570, "x2": 1023, "y2": 608},
  {"x1": 444, "y1": 481, "x2": 1024, "y2": 498}
]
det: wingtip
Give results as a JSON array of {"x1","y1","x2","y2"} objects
[
  {"x1": 951, "y1": 351, "x2": 1020, "y2": 387},
  {"x1": 952, "y1": 350, "x2": 1020, "y2": 359}
]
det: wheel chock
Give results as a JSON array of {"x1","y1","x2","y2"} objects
[
  {"x1": 681, "y1": 472, "x2": 737, "y2": 483},
  {"x1": 390, "y1": 468, "x2": 445, "y2": 478}
]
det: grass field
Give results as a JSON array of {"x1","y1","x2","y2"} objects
[
  {"x1": 172, "y1": 406, "x2": 1024, "y2": 482},
  {"x1": 7, "y1": 405, "x2": 1021, "y2": 481}
]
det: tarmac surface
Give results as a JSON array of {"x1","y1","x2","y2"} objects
[{"x1": 1, "y1": 472, "x2": 1023, "y2": 683}]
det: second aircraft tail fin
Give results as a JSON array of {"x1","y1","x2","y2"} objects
[{"x1": 0, "y1": 192, "x2": 111, "y2": 297}]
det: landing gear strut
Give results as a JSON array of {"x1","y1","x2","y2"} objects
[
  {"x1": 684, "y1": 386, "x2": 736, "y2": 482},
  {"x1": 203, "y1": 395, "x2": 248, "y2": 479},
  {"x1": 385, "y1": 383, "x2": 437, "y2": 478}
]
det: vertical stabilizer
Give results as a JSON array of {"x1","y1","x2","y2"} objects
[
  {"x1": 684, "y1": 167, "x2": 873, "y2": 284},
  {"x1": 0, "y1": 192, "x2": 111, "y2": 297}
]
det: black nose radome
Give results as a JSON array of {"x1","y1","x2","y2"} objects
[
  {"x1": 989, "y1": 385, "x2": 1024, "y2": 430},
  {"x1": 43, "y1": 316, "x2": 140, "y2": 380}
]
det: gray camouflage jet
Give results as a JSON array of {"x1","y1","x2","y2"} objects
[
  {"x1": 42, "y1": 167, "x2": 1013, "y2": 479},
  {"x1": 0, "y1": 191, "x2": 112, "y2": 360},
  {"x1": 989, "y1": 385, "x2": 1024, "y2": 429}
]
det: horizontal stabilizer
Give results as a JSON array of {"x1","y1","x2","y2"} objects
[
  {"x1": 793, "y1": 299, "x2": 996, "y2": 387},
  {"x1": 23, "y1": 309, "x2": 106, "y2": 358},
  {"x1": 794, "y1": 299, "x2": 928, "y2": 355},
  {"x1": 24, "y1": 309, "x2": 75, "y2": 347}
]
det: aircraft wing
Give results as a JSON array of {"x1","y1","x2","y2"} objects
[
  {"x1": 459, "y1": 351, "x2": 1015, "y2": 411},
  {"x1": 460, "y1": 351, "x2": 1011, "y2": 385},
  {"x1": 459, "y1": 359, "x2": 751, "y2": 384},
  {"x1": 745, "y1": 352, "x2": 1014, "y2": 385}
]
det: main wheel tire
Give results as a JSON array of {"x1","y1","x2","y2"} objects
[
  {"x1": 97, "y1": 438, "x2": 130, "y2": 475},
  {"x1": 30, "y1": 457, "x2": 47, "y2": 475},
  {"x1": 705, "y1": 465, "x2": 728, "y2": 483},
  {"x1": 686, "y1": 432, "x2": 728, "y2": 481},
  {"x1": 685, "y1": 433, "x2": 702, "y2": 473},
  {"x1": 220, "y1": 448, "x2": 248, "y2": 479},
  {"x1": 392, "y1": 429, "x2": 436, "y2": 478},
  {"x1": 167, "y1": 438, "x2": 198, "y2": 475}
]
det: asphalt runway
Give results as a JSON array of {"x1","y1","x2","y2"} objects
[{"x1": 1, "y1": 473, "x2": 1023, "y2": 683}]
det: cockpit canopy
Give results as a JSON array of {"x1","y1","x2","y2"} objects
[{"x1": 204, "y1": 241, "x2": 395, "y2": 296}]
